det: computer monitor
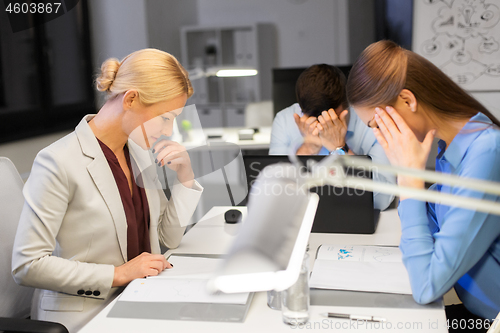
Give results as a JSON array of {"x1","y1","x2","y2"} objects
[{"x1": 242, "y1": 155, "x2": 380, "y2": 234}]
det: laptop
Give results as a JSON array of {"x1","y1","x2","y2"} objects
[{"x1": 242, "y1": 155, "x2": 380, "y2": 234}]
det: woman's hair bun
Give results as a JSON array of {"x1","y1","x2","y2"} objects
[{"x1": 96, "y1": 58, "x2": 120, "y2": 92}]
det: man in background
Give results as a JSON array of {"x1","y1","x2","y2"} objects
[{"x1": 269, "y1": 64, "x2": 395, "y2": 210}]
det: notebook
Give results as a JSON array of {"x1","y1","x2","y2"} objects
[
  {"x1": 107, "y1": 254, "x2": 254, "y2": 323},
  {"x1": 242, "y1": 155, "x2": 380, "y2": 234},
  {"x1": 309, "y1": 244, "x2": 412, "y2": 295}
]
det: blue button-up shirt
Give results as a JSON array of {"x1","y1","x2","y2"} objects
[
  {"x1": 269, "y1": 103, "x2": 396, "y2": 210},
  {"x1": 398, "y1": 112, "x2": 500, "y2": 319}
]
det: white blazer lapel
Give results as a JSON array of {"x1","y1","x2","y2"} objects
[{"x1": 75, "y1": 115, "x2": 128, "y2": 262}]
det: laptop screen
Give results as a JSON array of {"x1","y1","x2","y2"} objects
[{"x1": 242, "y1": 155, "x2": 380, "y2": 234}]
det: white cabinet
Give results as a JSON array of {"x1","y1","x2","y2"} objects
[
  {"x1": 197, "y1": 107, "x2": 224, "y2": 128},
  {"x1": 180, "y1": 24, "x2": 275, "y2": 128}
]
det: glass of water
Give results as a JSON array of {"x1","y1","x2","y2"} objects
[
  {"x1": 267, "y1": 289, "x2": 282, "y2": 310},
  {"x1": 281, "y1": 252, "x2": 310, "y2": 325}
]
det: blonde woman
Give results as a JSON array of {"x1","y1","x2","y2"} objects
[{"x1": 12, "y1": 49, "x2": 203, "y2": 332}]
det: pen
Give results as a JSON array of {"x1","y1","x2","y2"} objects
[{"x1": 320, "y1": 313, "x2": 387, "y2": 322}]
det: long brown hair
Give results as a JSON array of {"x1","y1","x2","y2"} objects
[{"x1": 346, "y1": 40, "x2": 500, "y2": 127}]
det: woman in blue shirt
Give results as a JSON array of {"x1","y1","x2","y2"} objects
[{"x1": 346, "y1": 40, "x2": 500, "y2": 330}]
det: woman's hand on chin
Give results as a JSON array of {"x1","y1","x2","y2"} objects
[{"x1": 152, "y1": 140, "x2": 195, "y2": 188}]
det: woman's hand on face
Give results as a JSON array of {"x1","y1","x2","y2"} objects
[
  {"x1": 153, "y1": 140, "x2": 194, "y2": 188},
  {"x1": 373, "y1": 106, "x2": 435, "y2": 192},
  {"x1": 112, "y1": 252, "x2": 172, "y2": 287},
  {"x1": 373, "y1": 106, "x2": 435, "y2": 170}
]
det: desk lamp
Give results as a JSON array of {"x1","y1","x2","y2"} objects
[{"x1": 209, "y1": 155, "x2": 500, "y2": 293}]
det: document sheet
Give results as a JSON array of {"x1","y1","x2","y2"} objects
[
  {"x1": 150, "y1": 255, "x2": 222, "y2": 279},
  {"x1": 119, "y1": 278, "x2": 249, "y2": 304},
  {"x1": 119, "y1": 256, "x2": 250, "y2": 304},
  {"x1": 309, "y1": 245, "x2": 412, "y2": 295}
]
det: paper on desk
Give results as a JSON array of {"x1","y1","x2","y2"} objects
[
  {"x1": 148, "y1": 256, "x2": 223, "y2": 279},
  {"x1": 316, "y1": 245, "x2": 403, "y2": 262},
  {"x1": 310, "y1": 245, "x2": 412, "y2": 295},
  {"x1": 119, "y1": 278, "x2": 249, "y2": 304}
]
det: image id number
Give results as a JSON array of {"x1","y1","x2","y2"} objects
[
  {"x1": 6, "y1": 2, "x2": 62, "y2": 14},
  {"x1": 447, "y1": 318, "x2": 498, "y2": 330}
]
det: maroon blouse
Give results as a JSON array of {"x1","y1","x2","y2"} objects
[{"x1": 97, "y1": 139, "x2": 151, "y2": 260}]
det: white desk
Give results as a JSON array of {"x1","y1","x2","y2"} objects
[
  {"x1": 183, "y1": 127, "x2": 272, "y2": 151},
  {"x1": 80, "y1": 207, "x2": 448, "y2": 333}
]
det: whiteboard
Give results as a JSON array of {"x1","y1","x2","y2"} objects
[{"x1": 413, "y1": 0, "x2": 500, "y2": 91}]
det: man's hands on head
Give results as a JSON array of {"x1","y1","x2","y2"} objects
[
  {"x1": 294, "y1": 108, "x2": 349, "y2": 155},
  {"x1": 317, "y1": 109, "x2": 349, "y2": 152},
  {"x1": 294, "y1": 113, "x2": 322, "y2": 155}
]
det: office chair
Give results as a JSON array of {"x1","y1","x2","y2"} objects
[{"x1": 0, "y1": 157, "x2": 68, "y2": 333}]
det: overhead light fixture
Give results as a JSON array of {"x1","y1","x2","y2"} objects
[
  {"x1": 215, "y1": 69, "x2": 258, "y2": 77},
  {"x1": 188, "y1": 67, "x2": 258, "y2": 80}
]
